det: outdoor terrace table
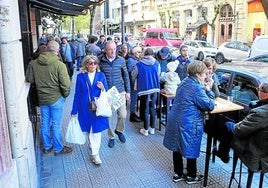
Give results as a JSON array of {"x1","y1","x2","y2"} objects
[{"x1": 203, "y1": 97, "x2": 244, "y2": 187}]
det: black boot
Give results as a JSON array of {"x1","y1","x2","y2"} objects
[{"x1": 130, "y1": 113, "x2": 142, "y2": 122}]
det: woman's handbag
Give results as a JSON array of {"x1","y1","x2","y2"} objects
[
  {"x1": 96, "y1": 90, "x2": 112, "y2": 117},
  {"x1": 65, "y1": 117, "x2": 86, "y2": 145}
]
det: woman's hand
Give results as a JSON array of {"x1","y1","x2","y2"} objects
[{"x1": 97, "y1": 81, "x2": 104, "y2": 90}]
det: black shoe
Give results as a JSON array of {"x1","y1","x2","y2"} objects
[
  {"x1": 54, "y1": 146, "x2": 73, "y2": 156},
  {"x1": 173, "y1": 174, "x2": 185, "y2": 182},
  {"x1": 130, "y1": 113, "x2": 142, "y2": 122},
  {"x1": 42, "y1": 147, "x2": 53, "y2": 154},
  {"x1": 215, "y1": 150, "x2": 230, "y2": 163},
  {"x1": 186, "y1": 175, "x2": 204, "y2": 185},
  {"x1": 115, "y1": 130, "x2": 126, "y2": 143}
]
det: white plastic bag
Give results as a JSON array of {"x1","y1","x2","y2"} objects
[
  {"x1": 96, "y1": 91, "x2": 112, "y2": 117},
  {"x1": 65, "y1": 117, "x2": 86, "y2": 145}
]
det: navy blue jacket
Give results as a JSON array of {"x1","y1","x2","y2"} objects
[{"x1": 98, "y1": 54, "x2": 130, "y2": 93}]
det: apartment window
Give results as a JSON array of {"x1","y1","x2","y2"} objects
[
  {"x1": 132, "y1": 3, "x2": 138, "y2": 13},
  {"x1": 220, "y1": 4, "x2": 233, "y2": 18},
  {"x1": 141, "y1": 0, "x2": 153, "y2": 11}
]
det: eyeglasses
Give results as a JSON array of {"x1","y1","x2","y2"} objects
[{"x1": 87, "y1": 61, "x2": 97, "y2": 65}]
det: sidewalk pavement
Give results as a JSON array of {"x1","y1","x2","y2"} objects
[{"x1": 38, "y1": 71, "x2": 268, "y2": 188}]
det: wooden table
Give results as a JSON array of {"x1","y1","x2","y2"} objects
[
  {"x1": 203, "y1": 97, "x2": 244, "y2": 187},
  {"x1": 158, "y1": 93, "x2": 175, "y2": 131}
]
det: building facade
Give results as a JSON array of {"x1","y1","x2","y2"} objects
[{"x1": 103, "y1": 0, "x2": 267, "y2": 46}]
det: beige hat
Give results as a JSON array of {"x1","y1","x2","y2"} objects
[
  {"x1": 167, "y1": 61, "x2": 179, "y2": 72},
  {"x1": 132, "y1": 46, "x2": 142, "y2": 54}
]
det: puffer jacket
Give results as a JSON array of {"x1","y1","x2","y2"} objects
[
  {"x1": 98, "y1": 54, "x2": 130, "y2": 93},
  {"x1": 232, "y1": 104, "x2": 268, "y2": 172},
  {"x1": 26, "y1": 51, "x2": 71, "y2": 105},
  {"x1": 163, "y1": 76, "x2": 215, "y2": 158}
]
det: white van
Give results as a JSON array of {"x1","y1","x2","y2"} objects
[{"x1": 250, "y1": 35, "x2": 268, "y2": 57}]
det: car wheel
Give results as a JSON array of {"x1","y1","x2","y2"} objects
[
  {"x1": 216, "y1": 54, "x2": 225, "y2": 64},
  {"x1": 198, "y1": 52, "x2": 204, "y2": 60}
]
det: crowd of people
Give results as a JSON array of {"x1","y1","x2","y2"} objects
[{"x1": 26, "y1": 33, "x2": 268, "y2": 185}]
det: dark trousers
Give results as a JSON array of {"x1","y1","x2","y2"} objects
[
  {"x1": 173, "y1": 151, "x2": 197, "y2": 177},
  {"x1": 66, "y1": 61, "x2": 74, "y2": 79},
  {"x1": 139, "y1": 93, "x2": 157, "y2": 130}
]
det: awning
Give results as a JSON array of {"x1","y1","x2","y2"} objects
[
  {"x1": 28, "y1": 0, "x2": 105, "y2": 16},
  {"x1": 186, "y1": 19, "x2": 207, "y2": 30}
]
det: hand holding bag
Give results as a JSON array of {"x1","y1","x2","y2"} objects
[
  {"x1": 65, "y1": 117, "x2": 86, "y2": 145},
  {"x1": 96, "y1": 90, "x2": 112, "y2": 117}
]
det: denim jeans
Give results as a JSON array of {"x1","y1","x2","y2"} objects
[
  {"x1": 139, "y1": 92, "x2": 157, "y2": 130},
  {"x1": 40, "y1": 97, "x2": 65, "y2": 152}
]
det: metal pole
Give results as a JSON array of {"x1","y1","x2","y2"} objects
[{"x1": 121, "y1": 0, "x2": 125, "y2": 44}]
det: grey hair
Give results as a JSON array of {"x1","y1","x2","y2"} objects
[{"x1": 47, "y1": 41, "x2": 59, "y2": 52}]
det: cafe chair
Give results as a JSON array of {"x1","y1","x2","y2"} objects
[
  {"x1": 228, "y1": 127, "x2": 268, "y2": 188},
  {"x1": 228, "y1": 152, "x2": 266, "y2": 188}
]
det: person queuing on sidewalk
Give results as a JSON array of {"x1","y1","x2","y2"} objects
[
  {"x1": 203, "y1": 57, "x2": 220, "y2": 98},
  {"x1": 60, "y1": 37, "x2": 76, "y2": 80},
  {"x1": 215, "y1": 82, "x2": 268, "y2": 166},
  {"x1": 26, "y1": 40, "x2": 72, "y2": 155},
  {"x1": 126, "y1": 46, "x2": 143, "y2": 122},
  {"x1": 160, "y1": 61, "x2": 181, "y2": 95},
  {"x1": 96, "y1": 34, "x2": 106, "y2": 51},
  {"x1": 98, "y1": 40, "x2": 131, "y2": 148},
  {"x1": 38, "y1": 33, "x2": 47, "y2": 45},
  {"x1": 155, "y1": 46, "x2": 176, "y2": 77},
  {"x1": 85, "y1": 35, "x2": 102, "y2": 56},
  {"x1": 117, "y1": 44, "x2": 130, "y2": 59},
  {"x1": 74, "y1": 33, "x2": 86, "y2": 71},
  {"x1": 132, "y1": 48, "x2": 160, "y2": 136},
  {"x1": 163, "y1": 61, "x2": 215, "y2": 184},
  {"x1": 174, "y1": 45, "x2": 192, "y2": 81},
  {"x1": 70, "y1": 55, "x2": 109, "y2": 165}
]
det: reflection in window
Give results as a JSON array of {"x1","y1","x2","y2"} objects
[{"x1": 232, "y1": 75, "x2": 258, "y2": 104}]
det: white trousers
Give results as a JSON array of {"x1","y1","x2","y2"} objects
[{"x1": 89, "y1": 127, "x2": 102, "y2": 156}]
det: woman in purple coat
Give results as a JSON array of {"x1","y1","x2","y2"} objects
[{"x1": 71, "y1": 55, "x2": 109, "y2": 165}]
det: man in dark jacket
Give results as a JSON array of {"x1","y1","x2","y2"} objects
[
  {"x1": 26, "y1": 40, "x2": 72, "y2": 155},
  {"x1": 98, "y1": 41, "x2": 131, "y2": 148},
  {"x1": 216, "y1": 82, "x2": 268, "y2": 174}
]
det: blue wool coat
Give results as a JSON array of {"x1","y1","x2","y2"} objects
[
  {"x1": 71, "y1": 72, "x2": 109, "y2": 133},
  {"x1": 163, "y1": 76, "x2": 215, "y2": 158}
]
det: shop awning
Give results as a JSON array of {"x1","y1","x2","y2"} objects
[
  {"x1": 186, "y1": 19, "x2": 207, "y2": 30},
  {"x1": 28, "y1": 0, "x2": 105, "y2": 16}
]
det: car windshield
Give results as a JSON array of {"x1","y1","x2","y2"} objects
[
  {"x1": 197, "y1": 41, "x2": 213, "y2": 48},
  {"x1": 164, "y1": 32, "x2": 181, "y2": 40}
]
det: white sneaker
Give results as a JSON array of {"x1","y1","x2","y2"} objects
[
  {"x1": 148, "y1": 127, "x2": 155, "y2": 135},
  {"x1": 140, "y1": 128, "x2": 149, "y2": 136},
  {"x1": 90, "y1": 154, "x2": 102, "y2": 165}
]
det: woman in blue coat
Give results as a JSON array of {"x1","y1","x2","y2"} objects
[
  {"x1": 163, "y1": 61, "x2": 215, "y2": 184},
  {"x1": 71, "y1": 55, "x2": 109, "y2": 165}
]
